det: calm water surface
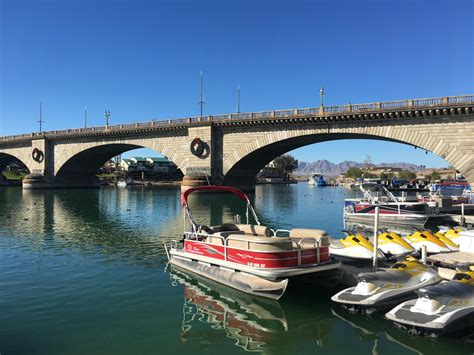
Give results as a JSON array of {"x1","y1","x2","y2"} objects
[{"x1": 0, "y1": 184, "x2": 472, "y2": 354}]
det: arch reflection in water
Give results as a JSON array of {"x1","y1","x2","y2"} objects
[{"x1": 2, "y1": 187, "x2": 184, "y2": 265}]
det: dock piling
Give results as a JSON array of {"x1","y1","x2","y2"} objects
[{"x1": 373, "y1": 207, "x2": 379, "y2": 272}]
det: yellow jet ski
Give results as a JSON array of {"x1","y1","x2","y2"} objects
[
  {"x1": 331, "y1": 256, "x2": 442, "y2": 313},
  {"x1": 434, "y1": 231, "x2": 459, "y2": 252},
  {"x1": 403, "y1": 230, "x2": 450, "y2": 254},
  {"x1": 329, "y1": 233, "x2": 386, "y2": 264},
  {"x1": 386, "y1": 269, "x2": 474, "y2": 337},
  {"x1": 368, "y1": 231, "x2": 415, "y2": 257}
]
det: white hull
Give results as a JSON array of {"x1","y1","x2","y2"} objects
[{"x1": 344, "y1": 212, "x2": 443, "y2": 227}]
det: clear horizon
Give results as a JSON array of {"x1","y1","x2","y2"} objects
[{"x1": 2, "y1": 0, "x2": 473, "y2": 168}]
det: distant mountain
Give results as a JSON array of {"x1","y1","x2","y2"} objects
[{"x1": 294, "y1": 160, "x2": 423, "y2": 176}]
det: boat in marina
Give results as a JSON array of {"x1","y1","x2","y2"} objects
[
  {"x1": 386, "y1": 269, "x2": 474, "y2": 337},
  {"x1": 164, "y1": 185, "x2": 341, "y2": 300},
  {"x1": 420, "y1": 179, "x2": 472, "y2": 205},
  {"x1": 331, "y1": 256, "x2": 442, "y2": 313},
  {"x1": 309, "y1": 173, "x2": 326, "y2": 186},
  {"x1": 344, "y1": 183, "x2": 447, "y2": 227}
]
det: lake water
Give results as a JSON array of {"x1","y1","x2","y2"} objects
[{"x1": 0, "y1": 184, "x2": 471, "y2": 354}]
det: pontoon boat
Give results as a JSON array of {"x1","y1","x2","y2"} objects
[{"x1": 164, "y1": 185, "x2": 341, "y2": 300}]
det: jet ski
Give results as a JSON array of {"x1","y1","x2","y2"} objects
[
  {"x1": 331, "y1": 256, "x2": 442, "y2": 313},
  {"x1": 434, "y1": 231, "x2": 459, "y2": 252},
  {"x1": 403, "y1": 230, "x2": 450, "y2": 254},
  {"x1": 437, "y1": 227, "x2": 474, "y2": 252},
  {"x1": 329, "y1": 233, "x2": 386, "y2": 264},
  {"x1": 386, "y1": 269, "x2": 474, "y2": 337},
  {"x1": 368, "y1": 231, "x2": 415, "y2": 257}
]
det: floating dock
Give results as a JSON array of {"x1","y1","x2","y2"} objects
[{"x1": 427, "y1": 251, "x2": 474, "y2": 269}]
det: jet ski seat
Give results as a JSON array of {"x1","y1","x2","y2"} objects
[
  {"x1": 416, "y1": 280, "x2": 473, "y2": 298},
  {"x1": 358, "y1": 270, "x2": 412, "y2": 285}
]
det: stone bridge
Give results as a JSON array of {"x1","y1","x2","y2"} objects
[{"x1": 1, "y1": 94, "x2": 473, "y2": 190}]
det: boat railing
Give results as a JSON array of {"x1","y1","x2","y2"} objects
[
  {"x1": 272, "y1": 229, "x2": 291, "y2": 237},
  {"x1": 183, "y1": 231, "x2": 324, "y2": 266}
]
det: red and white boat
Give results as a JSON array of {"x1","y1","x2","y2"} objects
[
  {"x1": 165, "y1": 185, "x2": 341, "y2": 300},
  {"x1": 344, "y1": 183, "x2": 446, "y2": 227}
]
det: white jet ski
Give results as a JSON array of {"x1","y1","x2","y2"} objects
[
  {"x1": 386, "y1": 269, "x2": 474, "y2": 337},
  {"x1": 331, "y1": 256, "x2": 442, "y2": 313}
]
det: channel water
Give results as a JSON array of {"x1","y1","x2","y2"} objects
[{"x1": 0, "y1": 184, "x2": 471, "y2": 354}]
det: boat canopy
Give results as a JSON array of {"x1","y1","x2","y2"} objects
[{"x1": 181, "y1": 185, "x2": 250, "y2": 206}]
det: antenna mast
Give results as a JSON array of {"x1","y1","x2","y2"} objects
[
  {"x1": 198, "y1": 70, "x2": 205, "y2": 116},
  {"x1": 38, "y1": 101, "x2": 44, "y2": 133}
]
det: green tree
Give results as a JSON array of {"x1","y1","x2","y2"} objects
[
  {"x1": 345, "y1": 167, "x2": 363, "y2": 179},
  {"x1": 380, "y1": 172, "x2": 395, "y2": 181},
  {"x1": 398, "y1": 170, "x2": 416, "y2": 180},
  {"x1": 430, "y1": 171, "x2": 441, "y2": 181},
  {"x1": 273, "y1": 154, "x2": 298, "y2": 179}
]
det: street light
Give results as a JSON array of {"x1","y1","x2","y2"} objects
[{"x1": 104, "y1": 110, "x2": 110, "y2": 128}]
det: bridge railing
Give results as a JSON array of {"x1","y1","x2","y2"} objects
[{"x1": 1, "y1": 94, "x2": 473, "y2": 142}]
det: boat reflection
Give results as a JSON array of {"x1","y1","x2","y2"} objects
[
  {"x1": 171, "y1": 268, "x2": 288, "y2": 352},
  {"x1": 332, "y1": 307, "x2": 474, "y2": 354}
]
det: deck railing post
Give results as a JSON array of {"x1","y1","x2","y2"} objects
[
  {"x1": 373, "y1": 207, "x2": 380, "y2": 272},
  {"x1": 316, "y1": 240, "x2": 320, "y2": 264}
]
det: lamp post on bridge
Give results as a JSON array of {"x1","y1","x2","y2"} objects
[
  {"x1": 319, "y1": 86, "x2": 325, "y2": 114},
  {"x1": 104, "y1": 110, "x2": 110, "y2": 129}
]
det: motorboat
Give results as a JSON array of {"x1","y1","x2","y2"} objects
[
  {"x1": 368, "y1": 231, "x2": 415, "y2": 258},
  {"x1": 116, "y1": 180, "x2": 127, "y2": 187},
  {"x1": 329, "y1": 233, "x2": 387, "y2": 264},
  {"x1": 420, "y1": 179, "x2": 472, "y2": 206},
  {"x1": 331, "y1": 256, "x2": 442, "y2": 313},
  {"x1": 386, "y1": 269, "x2": 474, "y2": 337},
  {"x1": 344, "y1": 183, "x2": 446, "y2": 227},
  {"x1": 309, "y1": 173, "x2": 326, "y2": 186},
  {"x1": 403, "y1": 230, "x2": 451, "y2": 254},
  {"x1": 164, "y1": 185, "x2": 341, "y2": 300}
]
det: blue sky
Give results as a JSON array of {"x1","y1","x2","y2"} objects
[{"x1": 1, "y1": 0, "x2": 472, "y2": 166}]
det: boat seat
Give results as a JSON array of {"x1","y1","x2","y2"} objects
[
  {"x1": 235, "y1": 224, "x2": 272, "y2": 237},
  {"x1": 227, "y1": 234, "x2": 293, "y2": 251},
  {"x1": 212, "y1": 230, "x2": 245, "y2": 238},
  {"x1": 289, "y1": 229, "x2": 330, "y2": 246}
]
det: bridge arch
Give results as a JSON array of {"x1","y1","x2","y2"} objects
[
  {"x1": 222, "y1": 126, "x2": 474, "y2": 188},
  {"x1": 54, "y1": 140, "x2": 186, "y2": 186},
  {"x1": 0, "y1": 152, "x2": 31, "y2": 178}
]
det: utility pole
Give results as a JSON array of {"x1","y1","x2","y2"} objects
[
  {"x1": 38, "y1": 101, "x2": 44, "y2": 133},
  {"x1": 198, "y1": 70, "x2": 205, "y2": 116},
  {"x1": 104, "y1": 110, "x2": 110, "y2": 128},
  {"x1": 237, "y1": 85, "x2": 241, "y2": 113},
  {"x1": 84, "y1": 107, "x2": 88, "y2": 128}
]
